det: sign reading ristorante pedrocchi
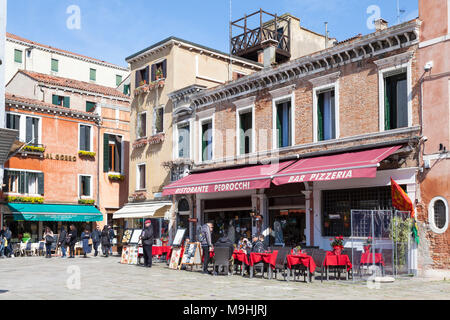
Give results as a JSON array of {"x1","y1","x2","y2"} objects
[
  {"x1": 168, "y1": 179, "x2": 271, "y2": 195},
  {"x1": 45, "y1": 153, "x2": 77, "y2": 162}
]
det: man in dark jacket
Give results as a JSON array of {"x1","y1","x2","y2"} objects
[
  {"x1": 108, "y1": 225, "x2": 115, "y2": 256},
  {"x1": 91, "y1": 225, "x2": 101, "y2": 257},
  {"x1": 101, "y1": 226, "x2": 111, "y2": 257},
  {"x1": 58, "y1": 226, "x2": 68, "y2": 258},
  {"x1": 140, "y1": 220, "x2": 154, "y2": 268},
  {"x1": 200, "y1": 222, "x2": 214, "y2": 274},
  {"x1": 251, "y1": 235, "x2": 266, "y2": 253},
  {"x1": 67, "y1": 225, "x2": 77, "y2": 258},
  {"x1": 214, "y1": 233, "x2": 234, "y2": 260}
]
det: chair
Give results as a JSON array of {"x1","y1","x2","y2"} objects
[
  {"x1": 302, "y1": 248, "x2": 315, "y2": 257},
  {"x1": 311, "y1": 250, "x2": 326, "y2": 282},
  {"x1": 38, "y1": 242, "x2": 45, "y2": 256},
  {"x1": 213, "y1": 247, "x2": 233, "y2": 276},
  {"x1": 24, "y1": 241, "x2": 33, "y2": 256},
  {"x1": 270, "y1": 247, "x2": 291, "y2": 281},
  {"x1": 12, "y1": 243, "x2": 21, "y2": 257}
]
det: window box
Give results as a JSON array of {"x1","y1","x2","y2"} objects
[
  {"x1": 148, "y1": 133, "x2": 165, "y2": 145},
  {"x1": 22, "y1": 145, "x2": 46, "y2": 153},
  {"x1": 78, "y1": 150, "x2": 96, "y2": 158},
  {"x1": 134, "y1": 79, "x2": 165, "y2": 96},
  {"x1": 108, "y1": 174, "x2": 125, "y2": 181},
  {"x1": 78, "y1": 199, "x2": 95, "y2": 205},
  {"x1": 129, "y1": 191, "x2": 147, "y2": 203},
  {"x1": 5, "y1": 196, "x2": 44, "y2": 204},
  {"x1": 133, "y1": 138, "x2": 148, "y2": 149}
]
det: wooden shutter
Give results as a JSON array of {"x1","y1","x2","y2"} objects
[
  {"x1": 317, "y1": 93, "x2": 324, "y2": 141},
  {"x1": 162, "y1": 59, "x2": 167, "y2": 78},
  {"x1": 79, "y1": 126, "x2": 86, "y2": 151},
  {"x1": 239, "y1": 114, "x2": 245, "y2": 155},
  {"x1": 14, "y1": 49, "x2": 22, "y2": 63},
  {"x1": 19, "y1": 171, "x2": 25, "y2": 194},
  {"x1": 151, "y1": 64, "x2": 156, "y2": 82},
  {"x1": 135, "y1": 70, "x2": 142, "y2": 88},
  {"x1": 115, "y1": 136, "x2": 122, "y2": 173},
  {"x1": 85, "y1": 176, "x2": 91, "y2": 196},
  {"x1": 103, "y1": 133, "x2": 110, "y2": 172},
  {"x1": 14, "y1": 115, "x2": 20, "y2": 130},
  {"x1": 276, "y1": 105, "x2": 283, "y2": 148},
  {"x1": 26, "y1": 117, "x2": 33, "y2": 143},
  {"x1": 85, "y1": 126, "x2": 91, "y2": 151},
  {"x1": 33, "y1": 118, "x2": 39, "y2": 145},
  {"x1": 90, "y1": 69, "x2": 96, "y2": 81},
  {"x1": 52, "y1": 95, "x2": 59, "y2": 105},
  {"x1": 38, "y1": 173, "x2": 44, "y2": 195},
  {"x1": 51, "y1": 59, "x2": 58, "y2": 72},
  {"x1": 63, "y1": 96, "x2": 70, "y2": 108}
]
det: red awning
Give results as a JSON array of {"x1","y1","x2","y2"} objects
[
  {"x1": 272, "y1": 146, "x2": 402, "y2": 186},
  {"x1": 162, "y1": 161, "x2": 295, "y2": 196}
]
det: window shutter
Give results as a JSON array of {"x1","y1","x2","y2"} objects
[
  {"x1": 26, "y1": 117, "x2": 33, "y2": 143},
  {"x1": 103, "y1": 133, "x2": 110, "y2": 172},
  {"x1": 51, "y1": 59, "x2": 58, "y2": 72},
  {"x1": 151, "y1": 64, "x2": 156, "y2": 82},
  {"x1": 239, "y1": 115, "x2": 245, "y2": 155},
  {"x1": 202, "y1": 124, "x2": 207, "y2": 161},
  {"x1": 86, "y1": 176, "x2": 91, "y2": 197},
  {"x1": 162, "y1": 59, "x2": 167, "y2": 78},
  {"x1": 14, "y1": 49, "x2": 22, "y2": 63},
  {"x1": 135, "y1": 70, "x2": 142, "y2": 88},
  {"x1": 79, "y1": 126, "x2": 86, "y2": 151},
  {"x1": 116, "y1": 75, "x2": 122, "y2": 86},
  {"x1": 38, "y1": 173, "x2": 44, "y2": 195},
  {"x1": 33, "y1": 118, "x2": 39, "y2": 145},
  {"x1": 115, "y1": 136, "x2": 122, "y2": 173},
  {"x1": 14, "y1": 115, "x2": 20, "y2": 130},
  {"x1": 276, "y1": 106, "x2": 283, "y2": 148},
  {"x1": 317, "y1": 94, "x2": 324, "y2": 141},
  {"x1": 85, "y1": 126, "x2": 91, "y2": 151},
  {"x1": 63, "y1": 96, "x2": 70, "y2": 108},
  {"x1": 19, "y1": 171, "x2": 25, "y2": 194},
  {"x1": 52, "y1": 95, "x2": 59, "y2": 106}
]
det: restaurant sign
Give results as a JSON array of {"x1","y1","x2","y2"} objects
[
  {"x1": 45, "y1": 153, "x2": 77, "y2": 162},
  {"x1": 164, "y1": 179, "x2": 271, "y2": 196}
]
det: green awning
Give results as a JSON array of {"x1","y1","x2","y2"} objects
[{"x1": 5, "y1": 203, "x2": 103, "y2": 222}]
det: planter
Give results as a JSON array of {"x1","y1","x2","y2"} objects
[
  {"x1": 23, "y1": 145, "x2": 46, "y2": 153},
  {"x1": 133, "y1": 138, "x2": 148, "y2": 149},
  {"x1": 6, "y1": 196, "x2": 44, "y2": 204},
  {"x1": 78, "y1": 199, "x2": 95, "y2": 205},
  {"x1": 148, "y1": 133, "x2": 165, "y2": 145},
  {"x1": 134, "y1": 79, "x2": 165, "y2": 96},
  {"x1": 108, "y1": 174, "x2": 125, "y2": 181},
  {"x1": 78, "y1": 151, "x2": 96, "y2": 158}
]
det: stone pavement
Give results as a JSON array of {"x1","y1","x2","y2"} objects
[{"x1": 0, "y1": 256, "x2": 449, "y2": 300}]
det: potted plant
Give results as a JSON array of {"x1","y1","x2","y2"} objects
[
  {"x1": 22, "y1": 233, "x2": 31, "y2": 243},
  {"x1": 293, "y1": 245, "x2": 302, "y2": 255},
  {"x1": 78, "y1": 150, "x2": 96, "y2": 158},
  {"x1": 108, "y1": 174, "x2": 125, "y2": 181},
  {"x1": 155, "y1": 68, "x2": 163, "y2": 80},
  {"x1": 330, "y1": 236, "x2": 344, "y2": 255}
]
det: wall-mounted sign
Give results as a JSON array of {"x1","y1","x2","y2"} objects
[
  {"x1": 188, "y1": 218, "x2": 198, "y2": 223},
  {"x1": 45, "y1": 153, "x2": 77, "y2": 162},
  {"x1": 280, "y1": 210, "x2": 289, "y2": 216}
]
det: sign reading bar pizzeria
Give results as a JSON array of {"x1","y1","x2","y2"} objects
[{"x1": 45, "y1": 153, "x2": 77, "y2": 162}]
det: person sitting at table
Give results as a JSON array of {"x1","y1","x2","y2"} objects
[
  {"x1": 251, "y1": 235, "x2": 266, "y2": 253},
  {"x1": 214, "y1": 233, "x2": 234, "y2": 260}
]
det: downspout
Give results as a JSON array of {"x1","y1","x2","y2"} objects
[{"x1": 97, "y1": 120, "x2": 101, "y2": 223}]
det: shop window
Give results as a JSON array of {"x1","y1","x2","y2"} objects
[
  {"x1": 51, "y1": 59, "x2": 59, "y2": 72},
  {"x1": 137, "y1": 112, "x2": 147, "y2": 138},
  {"x1": 317, "y1": 89, "x2": 336, "y2": 141},
  {"x1": 384, "y1": 72, "x2": 408, "y2": 130},
  {"x1": 90, "y1": 68, "x2": 97, "y2": 81},
  {"x1": 104, "y1": 134, "x2": 122, "y2": 173},
  {"x1": 201, "y1": 120, "x2": 213, "y2": 162},
  {"x1": 116, "y1": 75, "x2": 123, "y2": 87},
  {"x1": 86, "y1": 101, "x2": 96, "y2": 113},
  {"x1": 6, "y1": 113, "x2": 20, "y2": 131},
  {"x1": 428, "y1": 197, "x2": 449, "y2": 233},
  {"x1": 275, "y1": 100, "x2": 292, "y2": 148},
  {"x1": 322, "y1": 186, "x2": 398, "y2": 237},
  {"x1": 79, "y1": 175, "x2": 92, "y2": 198},
  {"x1": 79, "y1": 125, "x2": 92, "y2": 152},
  {"x1": 25, "y1": 116, "x2": 40, "y2": 146},
  {"x1": 153, "y1": 107, "x2": 164, "y2": 135},
  {"x1": 3, "y1": 170, "x2": 44, "y2": 195},
  {"x1": 137, "y1": 164, "x2": 146, "y2": 190},
  {"x1": 239, "y1": 110, "x2": 252, "y2": 155},
  {"x1": 178, "y1": 123, "x2": 190, "y2": 159},
  {"x1": 52, "y1": 95, "x2": 70, "y2": 108},
  {"x1": 14, "y1": 49, "x2": 22, "y2": 63}
]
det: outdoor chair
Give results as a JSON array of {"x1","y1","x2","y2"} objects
[
  {"x1": 302, "y1": 248, "x2": 315, "y2": 257},
  {"x1": 12, "y1": 243, "x2": 21, "y2": 257},
  {"x1": 213, "y1": 247, "x2": 233, "y2": 276},
  {"x1": 269, "y1": 247, "x2": 291, "y2": 281},
  {"x1": 311, "y1": 250, "x2": 326, "y2": 282},
  {"x1": 24, "y1": 241, "x2": 33, "y2": 256},
  {"x1": 38, "y1": 242, "x2": 45, "y2": 256}
]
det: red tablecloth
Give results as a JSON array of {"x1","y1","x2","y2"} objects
[
  {"x1": 286, "y1": 254, "x2": 317, "y2": 273},
  {"x1": 232, "y1": 250, "x2": 249, "y2": 265},
  {"x1": 249, "y1": 251, "x2": 277, "y2": 268},
  {"x1": 360, "y1": 252, "x2": 385, "y2": 266},
  {"x1": 323, "y1": 251, "x2": 352, "y2": 271},
  {"x1": 152, "y1": 246, "x2": 172, "y2": 256}
]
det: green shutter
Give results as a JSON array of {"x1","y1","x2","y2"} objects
[
  {"x1": 276, "y1": 105, "x2": 283, "y2": 148},
  {"x1": 25, "y1": 117, "x2": 33, "y2": 143},
  {"x1": 123, "y1": 84, "x2": 130, "y2": 95},
  {"x1": 317, "y1": 93, "x2": 324, "y2": 141},
  {"x1": 52, "y1": 95, "x2": 59, "y2": 106},
  {"x1": 103, "y1": 134, "x2": 110, "y2": 172},
  {"x1": 79, "y1": 126, "x2": 85, "y2": 151},
  {"x1": 90, "y1": 69, "x2": 96, "y2": 81},
  {"x1": 38, "y1": 173, "x2": 44, "y2": 195},
  {"x1": 86, "y1": 102, "x2": 96, "y2": 112},
  {"x1": 14, "y1": 49, "x2": 22, "y2": 63},
  {"x1": 63, "y1": 96, "x2": 70, "y2": 108},
  {"x1": 51, "y1": 59, "x2": 59, "y2": 72},
  {"x1": 116, "y1": 75, "x2": 122, "y2": 86},
  {"x1": 85, "y1": 176, "x2": 91, "y2": 196}
]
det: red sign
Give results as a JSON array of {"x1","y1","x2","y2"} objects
[{"x1": 188, "y1": 218, "x2": 198, "y2": 223}]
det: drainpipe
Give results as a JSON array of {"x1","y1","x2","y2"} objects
[{"x1": 97, "y1": 120, "x2": 101, "y2": 224}]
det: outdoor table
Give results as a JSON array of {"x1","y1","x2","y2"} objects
[
  {"x1": 360, "y1": 252, "x2": 385, "y2": 266},
  {"x1": 249, "y1": 251, "x2": 277, "y2": 279},
  {"x1": 152, "y1": 245, "x2": 172, "y2": 258},
  {"x1": 286, "y1": 253, "x2": 317, "y2": 283},
  {"x1": 232, "y1": 250, "x2": 249, "y2": 275},
  {"x1": 323, "y1": 251, "x2": 353, "y2": 281}
]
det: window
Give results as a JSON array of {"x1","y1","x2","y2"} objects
[
  {"x1": 2, "y1": 170, "x2": 44, "y2": 195},
  {"x1": 79, "y1": 125, "x2": 92, "y2": 151},
  {"x1": 103, "y1": 134, "x2": 122, "y2": 173},
  {"x1": 25, "y1": 116, "x2": 40, "y2": 145},
  {"x1": 238, "y1": 110, "x2": 253, "y2": 155},
  {"x1": 137, "y1": 164, "x2": 146, "y2": 190},
  {"x1": 275, "y1": 100, "x2": 292, "y2": 148},
  {"x1": 52, "y1": 95, "x2": 70, "y2": 108},
  {"x1": 90, "y1": 68, "x2": 97, "y2": 81},
  {"x1": 317, "y1": 89, "x2": 336, "y2": 141},
  {"x1": 137, "y1": 112, "x2": 147, "y2": 138},
  {"x1": 51, "y1": 59, "x2": 59, "y2": 72},
  {"x1": 123, "y1": 84, "x2": 130, "y2": 96},
  {"x1": 135, "y1": 66, "x2": 149, "y2": 87},
  {"x1": 14, "y1": 49, "x2": 22, "y2": 63},
  {"x1": 428, "y1": 196, "x2": 449, "y2": 234},
  {"x1": 178, "y1": 123, "x2": 190, "y2": 158},
  {"x1": 116, "y1": 75, "x2": 123, "y2": 86},
  {"x1": 201, "y1": 120, "x2": 213, "y2": 162},
  {"x1": 151, "y1": 59, "x2": 167, "y2": 81},
  {"x1": 153, "y1": 107, "x2": 164, "y2": 134},
  {"x1": 86, "y1": 101, "x2": 96, "y2": 113},
  {"x1": 384, "y1": 71, "x2": 408, "y2": 130},
  {"x1": 6, "y1": 113, "x2": 20, "y2": 130},
  {"x1": 232, "y1": 71, "x2": 246, "y2": 80},
  {"x1": 79, "y1": 175, "x2": 92, "y2": 198}
]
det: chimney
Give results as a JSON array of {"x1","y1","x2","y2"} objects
[
  {"x1": 374, "y1": 19, "x2": 388, "y2": 32},
  {"x1": 261, "y1": 39, "x2": 278, "y2": 68}
]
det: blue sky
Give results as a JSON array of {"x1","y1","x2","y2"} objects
[{"x1": 6, "y1": 0, "x2": 418, "y2": 68}]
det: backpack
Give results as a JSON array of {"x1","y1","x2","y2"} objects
[{"x1": 197, "y1": 225, "x2": 206, "y2": 243}]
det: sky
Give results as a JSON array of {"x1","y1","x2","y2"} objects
[{"x1": 5, "y1": 0, "x2": 419, "y2": 68}]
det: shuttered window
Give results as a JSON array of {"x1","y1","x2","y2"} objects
[
  {"x1": 384, "y1": 72, "x2": 408, "y2": 130},
  {"x1": 14, "y1": 49, "x2": 22, "y2": 63},
  {"x1": 239, "y1": 111, "x2": 252, "y2": 155},
  {"x1": 116, "y1": 75, "x2": 123, "y2": 86},
  {"x1": 135, "y1": 66, "x2": 149, "y2": 87},
  {"x1": 104, "y1": 134, "x2": 122, "y2": 173},
  {"x1": 2, "y1": 170, "x2": 44, "y2": 195},
  {"x1": 52, "y1": 95, "x2": 70, "y2": 108},
  {"x1": 276, "y1": 101, "x2": 292, "y2": 148},
  {"x1": 86, "y1": 101, "x2": 96, "y2": 113},
  {"x1": 317, "y1": 89, "x2": 336, "y2": 141},
  {"x1": 79, "y1": 175, "x2": 92, "y2": 197},
  {"x1": 90, "y1": 68, "x2": 97, "y2": 81},
  {"x1": 25, "y1": 117, "x2": 39, "y2": 146},
  {"x1": 79, "y1": 125, "x2": 91, "y2": 151},
  {"x1": 6, "y1": 113, "x2": 20, "y2": 130},
  {"x1": 51, "y1": 59, "x2": 59, "y2": 72},
  {"x1": 152, "y1": 59, "x2": 167, "y2": 81}
]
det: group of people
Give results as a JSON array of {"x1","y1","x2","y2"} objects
[{"x1": 199, "y1": 222, "x2": 267, "y2": 275}]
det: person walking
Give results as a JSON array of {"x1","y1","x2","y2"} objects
[
  {"x1": 200, "y1": 222, "x2": 214, "y2": 274},
  {"x1": 43, "y1": 227, "x2": 54, "y2": 258},
  {"x1": 101, "y1": 225, "x2": 111, "y2": 257},
  {"x1": 58, "y1": 226, "x2": 68, "y2": 258},
  {"x1": 140, "y1": 220, "x2": 154, "y2": 268},
  {"x1": 1, "y1": 226, "x2": 12, "y2": 258},
  {"x1": 91, "y1": 225, "x2": 101, "y2": 257},
  {"x1": 108, "y1": 225, "x2": 115, "y2": 256},
  {"x1": 81, "y1": 228, "x2": 92, "y2": 258},
  {"x1": 67, "y1": 225, "x2": 77, "y2": 258}
]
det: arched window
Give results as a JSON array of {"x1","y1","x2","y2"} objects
[{"x1": 428, "y1": 197, "x2": 449, "y2": 234}]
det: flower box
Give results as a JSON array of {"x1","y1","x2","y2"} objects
[
  {"x1": 78, "y1": 150, "x2": 96, "y2": 158},
  {"x1": 148, "y1": 133, "x2": 165, "y2": 145},
  {"x1": 108, "y1": 174, "x2": 125, "y2": 181},
  {"x1": 134, "y1": 79, "x2": 165, "y2": 96},
  {"x1": 6, "y1": 196, "x2": 44, "y2": 204},
  {"x1": 22, "y1": 145, "x2": 46, "y2": 153},
  {"x1": 133, "y1": 138, "x2": 148, "y2": 149},
  {"x1": 78, "y1": 199, "x2": 95, "y2": 205},
  {"x1": 129, "y1": 192, "x2": 147, "y2": 202}
]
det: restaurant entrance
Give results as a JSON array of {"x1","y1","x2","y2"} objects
[{"x1": 268, "y1": 209, "x2": 306, "y2": 247}]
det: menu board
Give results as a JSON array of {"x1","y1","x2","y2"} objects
[
  {"x1": 129, "y1": 229, "x2": 142, "y2": 244},
  {"x1": 128, "y1": 245, "x2": 139, "y2": 265},
  {"x1": 122, "y1": 229, "x2": 133, "y2": 244},
  {"x1": 120, "y1": 246, "x2": 130, "y2": 264},
  {"x1": 172, "y1": 228, "x2": 186, "y2": 247},
  {"x1": 180, "y1": 242, "x2": 202, "y2": 266},
  {"x1": 169, "y1": 247, "x2": 182, "y2": 270}
]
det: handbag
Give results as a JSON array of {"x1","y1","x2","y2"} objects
[
  {"x1": 88, "y1": 239, "x2": 93, "y2": 245},
  {"x1": 45, "y1": 235, "x2": 54, "y2": 243}
]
